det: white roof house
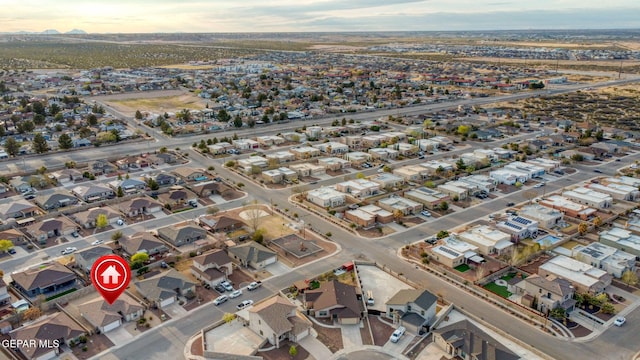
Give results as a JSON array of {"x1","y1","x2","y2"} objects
[
  {"x1": 562, "y1": 187, "x2": 613, "y2": 209},
  {"x1": 313, "y1": 141, "x2": 349, "y2": 154},
  {"x1": 572, "y1": 242, "x2": 635, "y2": 278},
  {"x1": 232, "y1": 139, "x2": 260, "y2": 150},
  {"x1": 317, "y1": 157, "x2": 351, "y2": 170},
  {"x1": 605, "y1": 176, "x2": 640, "y2": 188},
  {"x1": 416, "y1": 139, "x2": 440, "y2": 151},
  {"x1": 538, "y1": 255, "x2": 612, "y2": 294},
  {"x1": 404, "y1": 187, "x2": 450, "y2": 209},
  {"x1": 344, "y1": 151, "x2": 371, "y2": 163},
  {"x1": 265, "y1": 151, "x2": 296, "y2": 163},
  {"x1": 368, "y1": 148, "x2": 399, "y2": 159},
  {"x1": 289, "y1": 146, "x2": 321, "y2": 159},
  {"x1": 496, "y1": 215, "x2": 538, "y2": 241},
  {"x1": 599, "y1": 227, "x2": 640, "y2": 257},
  {"x1": 237, "y1": 156, "x2": 269, "y2": 174},
  {"x1": 457, "y1": 225, "x2": 513, "y2": 255},
  {"x1": 306, "y1": 187, "x2": 346, "y2": 208},
  {"x1": 369, "y1": 173, "x2": 404, "y2": 188},
  {"x1": 539, "y1": 195, "x2": 597, "y2": 220},
  {"x1": 489, "y1": 169, "x2": 526, "y2": 185},
  {"x1": 518, "y1": 204, "x2": 564, "y2": 229},
  {"x1": 588, "y1": 183, "x2": 639, "y2": 201},
  {"x1": 289, "y1": 163, "x2": 325, "y2": 177},
  {"x1": 393, "y1": 165, "x2": 429, "y2": 182},
  {"x1": 335, "y1": 179, "x2": 380, "y2": 199},
  {"x1": 526, "y1": 158, "x2": 560, "y2": 171},
  {"x1": 377, "y1": 196, "x2": 423, "y2": 215}
]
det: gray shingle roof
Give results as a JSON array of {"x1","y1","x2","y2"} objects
[{"x1": 228, "y1": 242, "x2": 276, "y2": 264}]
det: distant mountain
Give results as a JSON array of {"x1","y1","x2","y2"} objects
[
  {"x1": 65, "y1": 29, "x2": 87, "y2": 35},
  {"x1": 41, "y1": 29, "x2": 60, "y2": 34}
]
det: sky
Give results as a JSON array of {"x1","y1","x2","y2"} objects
[{"x1": 2, "y1": 0, "x2": 640, "y2": 33}]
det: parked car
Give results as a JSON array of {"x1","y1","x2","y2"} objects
[
  {"x1": 333, "y1": 268, "x2": 346, "y2": 276},
  {"x1": 421, "y1": 210, "x2": 431, "y2": 217},
  {"x1": 594, "y1": 169, "x2": 603, "y2": 173},
  {"x1": 389, "y1": 326, "x2": 406, "y2": 343},
  {"x1": 8, "y1": 248, "x2": 16, "y2": 254},
  {"x1": 614, "y1": 317, "x2": 626, "y2": 326},
  {"x1": 236, "y1": 300, "x2": 254, "y2": 310},
  {"x1": 424, "y1": 236, "x2": 438, "y2": 245},
  {"x1": 221, "y1": 280, "x2": 234, "y2": 292},
  {"x1": 506, "y1": 202, "x2": 515, "y2": 207},
  {"x1": 91, "y1": 239, "x2": 104, "y2": 245},
  {"x1": 229, "y1": 290, "x2": 242, "y2": 299},
  {"x1": 247, "y1": 281, "x2": 262, "y2": 291},
  {"x1": 533, "y1": 183, "x2": 545, "y2": 188},
  {"x1": 61, "y1": 247, "x2": 77, "y2": 255},
  {"x1": 214, "y1": 284, "x2": 226, "y2": 293},
  {"x1": 213, "y1": 295, "x2": 228, "y2": 306}
]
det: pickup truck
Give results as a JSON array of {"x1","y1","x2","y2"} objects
[{"x1": 247, "y1": 281, "x2": 262, "y2": 291}]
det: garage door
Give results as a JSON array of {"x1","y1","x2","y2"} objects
[
  {"x1": 102, "y1": 320, "x2": 121, "y2": 333},
  {"x1": 264, "y1": 256, "x2": 277, "y2": 266},
  {"x1": 160, "y1": 297, "x2": 175, "y2": 308}
]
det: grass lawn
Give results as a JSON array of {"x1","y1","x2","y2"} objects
[
  {"x1": 502, "y1": 272, "x2": 516, "y2": 281},
  {"x1": 484, "y1": 282, "x2": 512, "y2": 298},
  {"x1": 454, "y1": 264, "x2": 471, "y2": 272}
]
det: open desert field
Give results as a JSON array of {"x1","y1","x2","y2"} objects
[{"x1": 102, "y1": 90, "x2": 208, "y2": 115}]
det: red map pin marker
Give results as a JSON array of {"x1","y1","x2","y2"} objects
[{"x1": 91, "y1": 255, "x2": 131, "y2": 305}]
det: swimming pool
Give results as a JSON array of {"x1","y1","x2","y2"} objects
[{"x1": 536, "y1": 234, "x2": 561, "y2": 247}]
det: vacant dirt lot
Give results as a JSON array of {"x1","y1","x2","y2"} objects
[{"x1": 102, "y1": 90, "x2": 208, "y2": 115}]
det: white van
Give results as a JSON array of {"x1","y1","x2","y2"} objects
[
  {"x1": 214, "y1": 295, "x2": 228, "y2": 306},
  {"x1": 366, "y1": 290, "x2": 375, "y2": 306}
]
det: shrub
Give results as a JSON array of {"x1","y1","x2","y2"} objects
[
  {"x1": 82, "y1": 346, "x2": 88, "y2": 352},
  {"x1": 189, "y1": 251, "x2": 197, "y2": 257}
]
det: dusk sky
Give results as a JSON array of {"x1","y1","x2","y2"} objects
[{"x1": 3, "y1": 0, "x2": 640, "y2": 33}]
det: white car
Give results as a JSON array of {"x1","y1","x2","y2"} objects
[
  {"x1": 221, "y1": 280, "x2": 234, "y2": 292},
  {"x1": 213, "y1": 295, "x2": 228, "y2": 306},
  {"x1": 533, "y1": 183, "x2": 545, "y2": 188},
  {"x1": 421, "y1": 210, "x2": 431, "y2": 217},
  {"x1": 614, "y1": 317, "x2": 626, "y2": 326},
  {"x1": 229, "y1": 290, "x2": 242, "y2": 299},
  {"x1": 236, "y1": 300, "x2": 254, "y2": 310},
  {"x1": 389, "y1": 326, "x2": 406, "y2": 343},
  {"x1": 91, "y1": 239, "x2": 104, "y2": 245},
  {"x1": 61, "y1": 247, "x2": 77, "y2": 255}
]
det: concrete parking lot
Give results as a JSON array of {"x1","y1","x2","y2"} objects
[{"x1": 356, "y1": 264, "x2": 413, "y2": 313}]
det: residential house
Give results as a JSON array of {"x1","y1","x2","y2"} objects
[
  {"x1": 385, "y1": 289, "x2": 438, "y2": 334},
  {"x1": 191, "y1": 250, "x2": 234, "y2": 287},
  {"x1": 172, "y1": 167, "x2": 206, "y2": 182},
  {"x1": 518, "y1": 204, "x2": 564, "y2": 229},
  {"x1": 10, "y1": 312, "x2": 85, "y2": 359},
  {"x1": 120, "y1": 232, "x2": 168, "y2": 256},
  {"x1": 72, "y1": 206, "x2": 121, "y2": 229},
  {"x1": 378, "y1": 196, "x2": 422, "y2": 216},
  {"x1": 314, "y1": 141, "x2": 349, "y2": 155},
  {"x1": 117, "y1": 197, "x2": 163, "y2": 218},
  {"x1": 155, "y1": 173, "x2": 178, "y2": 187},
  {"x1": 191, "y1": 181, "x2": 231, "y2": 197},
  {"x1": 289, "y1": 163, "x2": 325, "y2": 177},
  {"x1": 266, "y1": 151, "x2": 296, "y2": 164},
  {"x1": 0, "y1": 279, "x2": 10, "y2": 306},
  {"x1": 11, "y1": 175, "x2": 46, "y2": 192},
  {"x1": 35, "y1": 191, "x2": 79, "y2": 211},
  {"x1": 572, "y1": 242, "x2": 635, "y2": 278},
  {"x1": 304, "y1": 280, "x2": 361, "y2": 324},
  {"x1": 157, "y1": 223, "x2": 207, "y2": 247},
  {"x1": 515, "y1": 274, "x2": 576, "y2": 314},
  {"x1": 289, "y1": 146, "x2": 321, "y2": 160},
  {"x1": 87, "y1": 159, "x2": 116, "y2": 176},
  {"x1": 317, "y1": 157, "x2": 351, "y2": 171},
  {"x1": 345, "y1": 205, "x2": 393, "y2": 228},
  {"x1": 75, "y1": 245, "x2": 113, "y2": 273},
  {"x1": 157, "y1": 188, "x2": 197, "y2": 208},
  {"x1": 108, "y1": 178, "x2": 147, "y2": 194},
  {"x1": 457, "y1": 225, "x2": 513, "y2": 256},
  {"x1": 72, "y1": 184, "x2": 114, "y2": 202},
  {"x1": 562, "y1": 187, "x2": 612, "y2": 209},
  {"x1": 247, "y1": 296, "x2": 312, "y2": 348},
  {"x1": 197, "y1": 215, "x2": 246, "y2": 233},
  {"x1": 370, "y1": 173, "x2": 404, "y2": 189},
  {"x1": 0, "y1": 229, "x2": 26, "y2": 245},
  {"x1": 344, "y1": 151, "x2": 371, "y2": 165},
  {"x1": 539, "y1": 195, "x2": 597, "y2": 220},
  {"x1": 11, "y1": 262, "x2": 77, "y2": 298},
  {"x1": 52, "y1": 168, "x2": 83, "y2": 183},
  {"x1": 496, "y1": 215, "x2": 538, "y2": 243},
  {"x1": 261, "y1": 167, "x2": 298, "y2": 184},
  {"x1": 393, "y1": 165, "x2": 429, "y2": 182},
  {"x1": 78, "y1": 294, "x2": 144, "y2": 333},
  {"x1": 0, "y1": 199, "x2": 41, "y2": 221},
  {"x1": 430, "y1": 244, "x2": 466, "y2": 268},
  {"x1": 432, "y1": 320, "x2": 520, "y2": 360},
  {"x1": 404, "y1": 187, "x2": 450, "y2": 210},
  {"x1": 538, "y1": 255, "x2": 612, "y2": 294},
  {"x1": 335, "y1": 179, "x2": 380, "y2": 199},
  {"x1": 588, "y1": 182, "x2": 639, "y2": 201},
  {"x1": 26, "y1": 217, "x2": 77, "y2": 243},
  {"x1": 228, "y1": 242, "x2": 277, "y2": 270},
  {"x1": 135, "y1": 269, "x2": 196, "y2": 308},
  {"x1": 306, "y1": 187, "x2": 346, "y2": 208}
]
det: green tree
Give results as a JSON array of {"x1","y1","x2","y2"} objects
[
  {"x1": 95, "y1": 214, "x2": 108, "y2": 229},
  {"x1": 439, "y1": 201, "x2": 449, "y2": 211},
  {"x1": 58, "y1": 133, "x2": 73, "y2": 150},
  {"x1": 601, "y1": 302, "x2": 616, "y2": 314},
  {"x1": 436, "y1": 230, "x2": 449, "y2": 239},
  {"x1": 116, "y1": 186, "x2": 124, "y2": 198},
  {"x1": 0, "y1": 239, "x2": 14, "y2": 253},
  {"x1": 32, "y1": 133, "x2": 49, "y2": 154},
  {"x1": 111, "y1": 231, "x2": 123, "y2": 241},
  {"x1": 135, "y1": 110, "x2": 143, "y2": 120},
  {"x1": 233, "y1": 115, "x2": 243, "y2": 128},
  {"x1": 87, "y1": 114, "x2": 98, "y2": 126},
  {"x1": 147, "y1": 178, "x2": 159, "y2": 191},
  {"x1": 457, "y1": 125, "x2": 471, "y2": 136},
  {"x1": 32, "y1": 101, "x2": 45, "y2": 115},
  {"x1": 4, "y1": 137, "x2": 19, "y2": 157},
  {"x1": 131, "y1": 252, "x2": 149, "y2": 263}
]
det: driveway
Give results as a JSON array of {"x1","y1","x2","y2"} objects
[
  {"x1": 209, "y1": 195, "x2": 226, "y2": 204},
  {"x1": 264, "y1": 261, "x2": 291, "y2": 276},
  {"x1": 105, "y1": 325, "x2": 134, "y2": 344},
  {"x1": 382, "y1": 333, "x2": 414, "y2": 358},
  {"x1": 163, "y1": 302, "x2": 188, "y2": 318},
  {"x1": 341, "y1": 323, "x2": 363, "y2": 350},
  {"x1": 299, "y1": 329, "x2": 333, "y2": 360}
]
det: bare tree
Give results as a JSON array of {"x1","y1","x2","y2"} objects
[{"x1": 244, "y1": 200, "x2": 264, "y2": 233}]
